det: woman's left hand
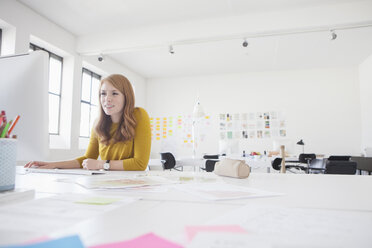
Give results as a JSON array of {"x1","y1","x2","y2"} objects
[{"x1": 82, "y1": 159, "x2": 104, "y2": 170}]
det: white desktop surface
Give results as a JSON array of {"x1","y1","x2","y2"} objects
[
  {"x1": 1, "y1": 166, "x2": 372, "y2": 247},
  {"x1": 148, "y1": 158, "x2": 205, "y2": 170},
  {"x1": 149, "y1": 156, "x2": 271, "y2": 172}
]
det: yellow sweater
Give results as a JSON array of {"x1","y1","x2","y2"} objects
[{"x1": 76, "y1": 107, "x2": 151, "y2": 171}]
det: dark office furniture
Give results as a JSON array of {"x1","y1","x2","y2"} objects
[
  {"x1": 203, "y1": 160, "x2": 218, "y2": 172},
  {"x1": 271, "y1": 158, "x2": 305, "y2": 172},
  {"x1": 160, "y1": 152, "x2": 183, "y2": 171},
  {"x1": 271, "y1": 154, "x2": 316, "y2": 173},
  {"x1": 324, "y1": 160, "x2": 357, "y2": 175},
  {"x1": 308, "y1": 158, "x2": 326, "y2": 174},
  {"x1": 351, "y1": 156, "x2": 372, "y2": 175},
  {"x1": 298, "y1": 153, "x2": 316, "y2": 173},
  {"x1": 328, "y1": 156, "x2": 351, "y2": 161},
  {"x1": 271, "y1": 158, "x2": 282, "y2": 171},
  {"x1": 201, "y1": 154, "x2": 219, "y2": 172},
  {"x1": 203, "y1": 154, "x2": 219, "y2": 159}
]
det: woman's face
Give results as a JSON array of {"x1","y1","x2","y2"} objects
[{"x1": 100, "y1": 81, "x2": 125, "y2": 123}]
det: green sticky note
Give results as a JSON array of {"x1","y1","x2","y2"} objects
[{"x1": 75, "y1": 197, "x2": 120, "y2": 205}]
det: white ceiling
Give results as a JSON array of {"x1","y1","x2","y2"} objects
[{"x1": 18, "y1": 0, "x2": 372, "y2": 78}]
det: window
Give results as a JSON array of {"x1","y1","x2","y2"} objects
[
  {"x1": 80, "y1": 68, "x2": 101, "y2": 138},
  {"x1": 29, "y1": 43, "x2": 63, "y2": 135},
  {"x1": 0, "y1": 28, "x2": 2, "y2": 56}
]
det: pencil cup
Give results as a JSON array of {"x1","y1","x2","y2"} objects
[{"x1": 0, "y1": 138, "x2": 17, "y2": 192}]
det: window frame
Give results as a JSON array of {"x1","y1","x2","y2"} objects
[
  {"x1": 29, "y1": 43, "x2": 63, "y2": 135},
  {"x1": 0, "y1": 28, "x2": 2, "y2": 56},
  {"x1": 79, "y1": 68, "x2": 101, "y2": 138}
]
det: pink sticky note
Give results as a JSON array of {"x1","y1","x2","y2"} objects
[
  {"x1": 90, "y1": 232, "x2": 184, "y2": 248},
  {"x1": 185, "y1": 225, "x2": 248, "y2": 241}
]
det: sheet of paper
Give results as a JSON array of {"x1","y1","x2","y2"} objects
[
  {"x1": 75, "y1": 175, "x2": 176, "y2": 189},
  {"x1": 0, "y1": 193, "x2": 138, "y2": 246},
  {"x1": 3, "y1": 235, "x2": 84, "y2": 248},
  {"x1": 185, "y1": 225, "x2": 247, "y2": 241},
  {"x1": 173, "y1": 182, "x2": 283, "y2": 201},
  {"x1": 186, "y1": 233, "x2": 270, "y2": 248},
  {"x1": 25, "y1": 168, "x2": 106, "y2": 175},
  {"x1": 90, "y1": 232, "x2": 183, "y2": 248},
  {"x1": 210, "y1": 205, "x2": 372, "y2": 247},
  {"x1": 75, "y1": 197, "x2": 121, "y2": 205},
  {"x1": 95, "y1": 185, "x2": 170, "y2": 193}
]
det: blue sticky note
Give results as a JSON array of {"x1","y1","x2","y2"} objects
[{"x1": 2, "y1": 235, "x2": 84, "y2": 248}]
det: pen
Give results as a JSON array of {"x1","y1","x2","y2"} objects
[
  {"x1": 1, "y1": 121, "x2": 11, "y2": 138},
  {"x1": 1, "y1": 110, "x2": 6, "y2": 123},
  {"x1": 7, "y1": 115, "x2": 20, "y2": 136}
]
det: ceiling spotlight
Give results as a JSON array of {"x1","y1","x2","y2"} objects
[
  {"x1": 242, "y1": 39, "x2": 248, "y2": 47},
  {"x1": 98, "y1": 54, "x2": 104, "y2": 62},
  {"x1": 169, "y1": 45, "x2": 175, "y2": 54},
  {"x1": 330, "y1": 30, "x2": 337, "y2": 41}
]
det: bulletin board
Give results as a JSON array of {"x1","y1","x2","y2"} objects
[
  {"x1": 150, "y1": 115, "x2": 211, "y2": 148},
  {"x1": 218, "y1": 111, "x2": 287, "y2": 141}
]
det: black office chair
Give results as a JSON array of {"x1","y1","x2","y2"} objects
[
  {"x1": 272, "y1": 157, "x2": 308, "y2": 173},
  {"x1": 203, "y1": 154, "x2": 219, "y2": 159},
  {"x1": 160, "y1": 152, "x2": 183, "y2": 171},
  {"x1": 328, "y1": 156, "x2": 351, "y2": 161},
  {"x1": 325, "y1": 160, "x2": 357, "y2": 175},
  {"x1": 298, "y1": 153, "x2": 316, "y2": 173},
  {"x1": 308, "y1": 158, "x2": 326, "y2": 174},
  {"x1": 201, "y1": 154, "x2": 219, "y2": 172},
  {"x1": 271, "y1": 158, "x2": 282, "y2": 171},
  {"x1": 200, "y1": 160, "x2": 217, "y2": 172}
]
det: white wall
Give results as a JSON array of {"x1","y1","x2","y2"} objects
[
  {"x1": 0, "y1": 0, "x2": 146, "y2": 161},
  {"x1": 359, "y1": 54, "x2": 372, "y2": 152},
  {"x1": 147, "y1": 67, "x2": 362, "y2": 158}
]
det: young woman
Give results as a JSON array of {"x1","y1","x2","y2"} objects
[{"x1": 25, "y1": 74, "x2": 151, "y2": 171}]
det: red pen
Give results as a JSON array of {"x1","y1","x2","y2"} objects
[{"x1": 8, "y1": 115, "x2": 20, "y2": 136}]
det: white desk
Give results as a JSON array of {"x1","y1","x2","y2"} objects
[
  {"x1": 149, "y1": 156, "x2": 271, "y2": 172},
  {"x1": 1, "y1": 167, "x2": 372, "y2": 247},
  {"x1": 149, "y1": 158, "x2": 205, "y2": 171}
]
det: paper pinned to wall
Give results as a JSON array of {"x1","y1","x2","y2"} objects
[{"x1": 218, "y1": 111, "x2": 286, "y2": 141}]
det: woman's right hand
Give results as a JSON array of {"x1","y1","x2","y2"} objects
[{"x1": 24, "y1": 161, "x2": 56, "y2": 169}]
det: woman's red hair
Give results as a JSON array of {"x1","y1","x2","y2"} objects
[{"x1": 95, "y1": 74, "x2": 136, "y2": 145}]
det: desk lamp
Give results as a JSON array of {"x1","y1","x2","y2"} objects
[{"x1": 297, "y1": 139, "x2": 305, "y2": 154}]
